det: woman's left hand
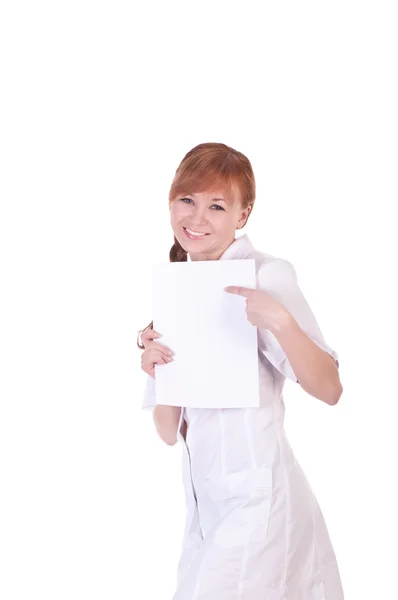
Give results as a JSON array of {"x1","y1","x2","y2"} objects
[{"x1": 224, "y1": 285, "x2": 290, "y2": 333}]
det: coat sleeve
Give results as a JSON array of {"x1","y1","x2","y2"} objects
[
  {"x1": 256, "y1": 258, "x2": 339, "y2": 383},
  {"x1": 141, "y1": 374, "x2": 156, "y2": 410}
]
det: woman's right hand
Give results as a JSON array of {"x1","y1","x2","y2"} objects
[{"x1": 140, "y1": 329, "x2": 174, "y2": 379}]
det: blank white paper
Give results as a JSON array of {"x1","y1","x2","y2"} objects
[{"x1": 152, "y1": 259, "x2": 260, "y2": 409}]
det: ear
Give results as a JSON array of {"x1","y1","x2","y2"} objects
[{"x1": 237, "y1": 205, "x2": 252, "y2": 229}]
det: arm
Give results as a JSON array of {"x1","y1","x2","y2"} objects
[
  {"x1": 153, "y1": 405, "x2": 182, "y2": 446},
  {"x1": 226, "y1": 258, "x2": 342, "y2": 406},
  {"x1": 261, "y1": 259, "x2": 343, "y2": 405},
  {"x1": 271, "y1": 310, "x2": 342, "y2": 405}
]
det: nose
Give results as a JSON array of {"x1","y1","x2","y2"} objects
[{"x1": 190, "y1": 205, "x2": 208, "y2": 226}]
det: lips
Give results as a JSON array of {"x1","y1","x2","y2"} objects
[{"x1": 183, "y1": 227, "x2": 209, "y2": 240}]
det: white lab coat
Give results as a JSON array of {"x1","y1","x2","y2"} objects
[{"x1": 142, "y1": 234, "x2": 344, "y2": 599}]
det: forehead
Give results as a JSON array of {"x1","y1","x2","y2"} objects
[
  {"x1": 188, "y1": 185, "x2": 239, "y2": 204},
  {"x1": 191, "y1": 191, "x2": 227, "y2": 201}
]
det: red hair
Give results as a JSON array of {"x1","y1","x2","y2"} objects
[{"x1": 137, "y1": 142, "x2": 256, "y2": 348}]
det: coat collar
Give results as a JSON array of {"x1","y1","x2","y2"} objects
[
  {"x1": 187, "y1": 233, "x2": 254, "y2": 262},
  {"x1": 220, "y1": 234, "x2": 255, "y2": 260}
]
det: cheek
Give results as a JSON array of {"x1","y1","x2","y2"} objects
[
  {"x1": 169, "y1": 205, "x2": 180, "y2": 228},
  {"x1": 170, "y1": 202, "x2": 188, "y2": 222},
  {"x1": 215, "y1": 213, "x2": 237, "y2": 232},
  {"x1": 170, "y1": 204, "x2": 192, "y2": 234}
]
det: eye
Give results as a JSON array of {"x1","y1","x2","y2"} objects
[{"x1": 180, "y1": 197, "x2": 225, "y2": 211}]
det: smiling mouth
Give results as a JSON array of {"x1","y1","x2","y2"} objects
[{"x1": 183, "y1": 227, "x2": 210, "y2": 238}]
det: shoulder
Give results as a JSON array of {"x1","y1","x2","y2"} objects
[{"x1": 246, "y1": 247, "x2": 297, "y2": 282}]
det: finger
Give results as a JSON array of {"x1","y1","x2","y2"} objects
[
  {"x1": 149, "y1": 341, "x2": 174, "y2": 356},
  {"x1": 142, "y1": 348, "x2": 173, "y2": 367},
  {"x1": 140, "y1": 329, "x2": 162, "y2": 348},
  {"x1": 142, "y1": 346, "x2": 173, "y2": 364},
  {"x1": 153, "y1": 356, "x2": 168, "y2": 365},
  {"x1": 141, "y1": 356, "x2": 167, "y2": 374},
  {"x1": 141, "y1": 348, "x2": 165, "y2": 362},
  {"x1": 224, "y1": 285, "x2": 255, "y2": 297},
  {"x1": 141, "y1": 329, "x2": 161, "y2": 341},
  {"x1": 150, "y1": 348, "x2": 174, "y2": 362}
]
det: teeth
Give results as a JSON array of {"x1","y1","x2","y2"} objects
[{"x1": 186, "y1": 228, "x2": 206, "y2": 237}]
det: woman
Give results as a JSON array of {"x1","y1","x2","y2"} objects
[{"x1": 138, "y1": 142, "x2": 344, "y2": 599}]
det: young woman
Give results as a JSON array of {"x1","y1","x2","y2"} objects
[{"x1": 138, "y1": 142, "x2": 344, "y2": 599}]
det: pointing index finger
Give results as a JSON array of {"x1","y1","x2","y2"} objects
[{"x1": 224, "y1": 285, "x2": 254, "y2": 297}]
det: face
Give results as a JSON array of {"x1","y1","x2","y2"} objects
[{"x1": 169, "y1": 187, "x2": 252, "y2": 261}]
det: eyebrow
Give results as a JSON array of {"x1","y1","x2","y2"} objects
[{"x1": 190, "y1": 193, "x2": 228, "y2": 203}]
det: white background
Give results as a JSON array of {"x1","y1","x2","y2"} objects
[{"x1": 1, "y1": 1, "x2": 397, "y2": 598}]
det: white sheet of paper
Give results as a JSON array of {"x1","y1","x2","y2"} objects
[{"x1": 152, "y1": 259, "x2": 260, "y2": 409}]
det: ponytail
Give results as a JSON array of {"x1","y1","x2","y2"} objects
[
  {"x1": 137, "y1": 236, "x2": 188, "y2": 349},
  {"x1": 169, "y1": 235, "x2": 188, "y2": 263}
]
